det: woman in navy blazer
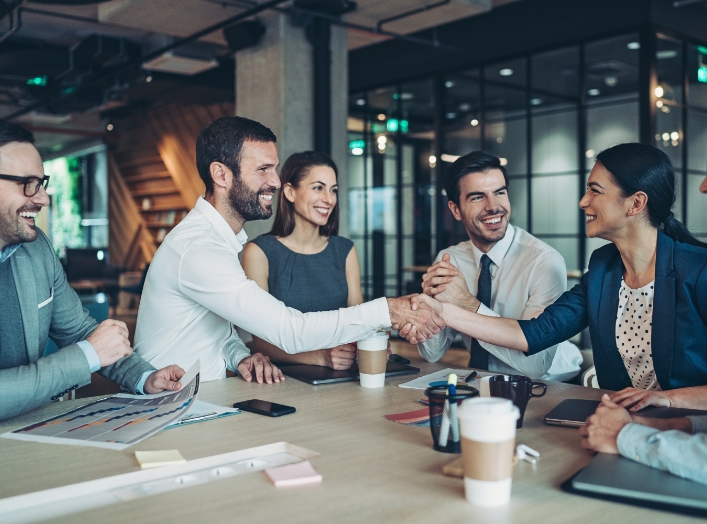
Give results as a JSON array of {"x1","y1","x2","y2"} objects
[{"x1": 408, "y1": 143, "x2": 707, "y2": 411}]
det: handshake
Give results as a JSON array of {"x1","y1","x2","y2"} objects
[{"x1": 388, "y1": 254, "x2": 479, "y2": 344}]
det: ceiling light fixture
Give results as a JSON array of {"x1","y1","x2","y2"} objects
[
  {"x1": 627, "y1": 41, "x2": 641, "y2": 50},
  {"x1": 470, "y1": 119, "x2": 479, "y2": 126},
  {"x1": 655, "y1": 85, "x2": 664, "y2": 97},
  {"x1": 588, "y1": 88, "x2": 600, "y2": 96},
  {"x1": 499, "y1": 68, "x2": 513, "y2": 77}
]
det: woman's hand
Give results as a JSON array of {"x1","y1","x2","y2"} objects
[
  {"x1": 609, "y1": 387, "x2": 671, "y2": 411},
  {"x1": 321, "y1": 344, "x2": 356, "y2": 370}
]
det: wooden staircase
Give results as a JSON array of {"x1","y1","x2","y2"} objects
[{"x1": 108, "y1": 102, "x2": 234, "y2": 270}]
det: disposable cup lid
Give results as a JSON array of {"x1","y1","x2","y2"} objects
[
  {"x1": 458, "y1": 397, "x2": 517, "y2": 416},
  {"x1": 358, "y1": 332, "x2": 389, "y2": 342}
]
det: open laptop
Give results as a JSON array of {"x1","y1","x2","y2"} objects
[
  {"x1": 544, "y1": 398, "x2": 707, "y2": 427},
  {"x1": 565, "y1": 453, "x2": 707, "y2": 514},
  {"x1": 281, "y1": 361, "x2": 420, "y2": 385}
]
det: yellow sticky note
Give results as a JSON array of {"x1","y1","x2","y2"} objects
[{"x1": 135, "y1": 449, "x2": 186, "y2": 469}]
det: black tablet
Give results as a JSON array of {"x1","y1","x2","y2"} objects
[
  {"x1": 281, "y1": 361, "x2": 420, "y2": 385},
  {"x1": 544, "y1": 398, "x2": 707, "y2": 427}
]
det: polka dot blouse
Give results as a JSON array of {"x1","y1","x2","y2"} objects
[{"x1": 615, "y1": 279, "x2": 660, "y2": 390}]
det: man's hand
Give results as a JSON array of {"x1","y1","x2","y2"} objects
[
  {"x1": 387, "y1": 295, "x2": 445, "y2": 344},
  {"x1": 321, "y1": 344, "x2": 356, "y2": 370},
  {"x1": 86, "y1": 319, "x2": 132, "y2": 367},
  {"x1": 579, "y1": 394, "x2": 632, "y2": 454},
  {"x1": 237, "y1": 353, "x2": 285, "y2": 384},
  {"x1": 609, "y1": 387, "x2": 672, "y2": 412},
  {"x1": 422, "y1": 254, "x2": 480, "y2": 311},
  {"x1": 144, "y1": 365, "x2": 185, "y2": 394},
  {"x1": 422, "y1": 254, "x2": 460, "y2": 296}
]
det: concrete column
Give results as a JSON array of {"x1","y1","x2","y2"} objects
[{"x1": 235, "y1": 12, "x2": 349, "y2": 240}]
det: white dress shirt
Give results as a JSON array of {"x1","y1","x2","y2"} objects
[
  {"x1": 134, "y1": 197, "x2": 391, "y2": 381},
  {"x1": 418, "y1": 225, "x2": 583, "y2": 381}
]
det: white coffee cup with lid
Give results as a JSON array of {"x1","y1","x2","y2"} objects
[
  {"x1": 457, "y1": 397, "x2": 519, "y2": 506},
  {"x1": 357, "y1": 332, "x2": 389, "y2": 388}
]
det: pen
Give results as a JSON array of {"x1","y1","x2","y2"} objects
[
  {"x1": 179, "y1": 412, "x2": 218, "y2": 424},
  {"x1": 464, "y1": 371, "x2": 478, "y2": 383}
]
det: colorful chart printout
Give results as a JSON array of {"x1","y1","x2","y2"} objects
[{"x1": 1, "y1": 361, "x2": 201, "y2": 450}]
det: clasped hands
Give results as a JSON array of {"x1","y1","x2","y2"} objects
[{"x1": 390, "y1": 254, "x2": 479, "y2": 344}]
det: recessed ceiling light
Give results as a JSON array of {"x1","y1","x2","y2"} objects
[
  {"x1": 656, "y1": 50, "x2": 677, "y2": 60},
  {"x1": 445, "y1": 81, "x2": 454, "y2": 88},
  {"x1": 499, "y1": 68, "x2": 513, "y2": 77},
  {"x1": 470, "y1": 119, "x2": 479, "y2": 126},
  {"x1": 530, "y1": 98, "x2": 542, "y2": 105},
  {"x1": 446, "y1": 112, "x2": 457, "y2": 119},
  {"x1": 377, "y1": 114, "x2": 386, "y2": 121},
  {"x1": 605, "y1": 76, "x2": 618, "y2": 87},
  {"x1": 627, "y1": 42, "x2": 640, "y2": 50},
  {"x1": 356, "y1": 99, "x2": 365, "y2": 106},
  {"x1": 655, "y1": 85, "x2": 664, "y2": 98},
  {"x1": 588, "y1": 88, "x2": 601, "y2": 96}
]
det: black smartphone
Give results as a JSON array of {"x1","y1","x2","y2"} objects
[{"x1": 233, "y1": 399, "x2": 296, "y2": 417}]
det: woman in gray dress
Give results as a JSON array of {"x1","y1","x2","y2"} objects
[{"x1": 242, "y1": 151, "x2": 364, "y2": 370}]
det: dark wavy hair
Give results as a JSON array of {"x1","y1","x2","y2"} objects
[
  {"x1": 269, "y1": 151, "x2": 339, "y2": 238},
  {"x1": 444, "y1": 151, "x2": 509, "y2": 206},
  {"x1": 195, "y1": 116, "x2": 276, "y2": 194},
  {"x1": 596, "y1": 143, "x2": 706, "y2": 248}
]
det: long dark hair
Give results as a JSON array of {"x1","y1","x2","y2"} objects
[
  {"x1": 269, "y1": 151, "x2": 340, "y2": 238},
  {"x1": 596, "y1": 143, "x2": 706, "y2": 248}
]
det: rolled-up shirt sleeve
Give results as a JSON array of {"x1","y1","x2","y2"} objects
[
  {"x1": 617, "y1": 423, "x2": 707, "y2": 485},
  {"x1": 178, "y1": 242, "x2": 391, "y2": 355}
]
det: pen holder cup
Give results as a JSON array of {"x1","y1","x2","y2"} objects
[{"x1": 424, "y1": 385, "x2": 479, "y2": 453}]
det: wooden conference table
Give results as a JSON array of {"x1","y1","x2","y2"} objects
[{"x1": 0, "y1": 359, "x2": 700, "y2": 524}]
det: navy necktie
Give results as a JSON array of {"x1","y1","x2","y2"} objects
[{"x1": 469, "y1": 254, "x2": 493, "y2": 369}]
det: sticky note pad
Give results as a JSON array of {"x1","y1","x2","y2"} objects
[
  {"x1": 265, "y1": 461, "x2": 322, "y2": 487},
  {"x1": 135, "y1": 449, "x2": 186, "y2": 469}
]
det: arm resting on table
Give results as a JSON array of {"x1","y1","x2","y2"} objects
[
  {"x1": 617, "y1": 423, "x2": 707, "y2": 485},
  {"x1": 0, "y1": 345, "x2": 91, "y2": 421}
]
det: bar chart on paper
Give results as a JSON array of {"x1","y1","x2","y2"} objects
[{"x1": 1, "y1": 362, "x2": 201, "y2": 450}]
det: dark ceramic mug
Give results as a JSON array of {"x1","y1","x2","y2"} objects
[{"x1": 488, "y1": 374, "x2": 547, "y2": 428}]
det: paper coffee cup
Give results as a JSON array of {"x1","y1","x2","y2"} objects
[
  {"x1": 357, "y1": 332, "x2": 388, "y2": 388},
  {"x1": 458, "y1": 397, "x2": 519, "y2": 507}
]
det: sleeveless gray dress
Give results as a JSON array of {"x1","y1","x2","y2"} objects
[{"x1": 250, "y1": 235, "x2": 353, "y2": 313}]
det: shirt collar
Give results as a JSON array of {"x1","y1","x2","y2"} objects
[
  {"x1": 467, "y1": 224, "x2": 515, "y2": 269},
  {"x1": 0, "y1": 244, "x2": 20, "y2": 264},
  {"x1": 194, "y1": 196, "x2": 249, "y2": 253}
]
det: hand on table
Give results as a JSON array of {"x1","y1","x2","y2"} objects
[
  {"x1": 87, "y1": 319, "x2": 132, "y2": 367},
  {"x1": 579, "y1": 394, "x2": 632, "y2": 454},
  {"x1": 387, "y1": 295, "x2": 445, "y2": 344},
  {"x1": 321, "y1": 344, "x2": 356, "y2": 370},
  {"x1": 609, "y1": 387, "x2": 671, "y2": 412},
  {"x1": 238, "y1": 353, "x2": 285, "y2": 384},
  {"x1": 144, "y1": 365, "x2": 185, "y2": 394}
]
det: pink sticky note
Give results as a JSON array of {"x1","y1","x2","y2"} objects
[{"x1": 265, "y1": 461, "x2": 322, "y2": 487}]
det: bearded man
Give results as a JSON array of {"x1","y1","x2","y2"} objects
[{"x1": 134, "y1": 116, "x2": 443, "y2": 383}]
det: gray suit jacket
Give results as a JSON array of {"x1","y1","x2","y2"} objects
[{"x1": 0, "y1": 230, "x2": 154, "y2": 421}]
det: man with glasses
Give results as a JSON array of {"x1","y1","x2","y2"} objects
[{"x1": 0, "y1": 120, "x2": 185, "y2": 421}]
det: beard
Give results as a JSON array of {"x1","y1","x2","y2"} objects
[
  {"x1": 228, "y1": 175, "x2": 275, "y2": 222},
  {"x1": 0, "y1": 205, "x2": 39, "y2": 247}
]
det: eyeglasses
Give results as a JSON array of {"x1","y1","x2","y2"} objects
[{"x1": 0, "y1": 174, "x2": 50, "y2": 197}]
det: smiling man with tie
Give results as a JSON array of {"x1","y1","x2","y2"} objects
[{"x1": 417, "y1": 151, "x2": 582, "y2": 381}]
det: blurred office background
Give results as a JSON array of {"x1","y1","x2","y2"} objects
[{"x1": 1, "y1": 0, "x2": 706, "y2": 322}]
